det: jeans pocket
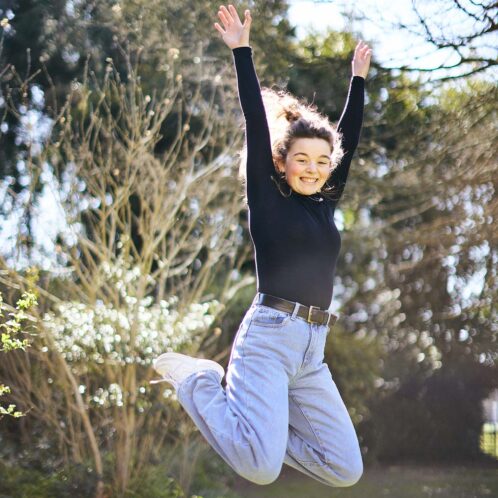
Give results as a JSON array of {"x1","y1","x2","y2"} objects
[{"x1": 251, "y1": 305, "x2": 291, "y2": 328}]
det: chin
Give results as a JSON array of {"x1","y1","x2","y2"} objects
[{"x1": 297, "y1": 184, "x2": 320, "y2": 195}]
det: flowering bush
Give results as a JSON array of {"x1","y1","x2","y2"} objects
[
  {"x1": 43, "y1": 296, "x2": 218, "y2": 365},
  {"x1": 42, "y1": 256, "x2": 220, "y2": 404}
]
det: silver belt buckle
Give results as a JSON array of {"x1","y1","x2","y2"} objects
[{"x1": 307, "y1": 305, "x2": 319, "y2": 323}]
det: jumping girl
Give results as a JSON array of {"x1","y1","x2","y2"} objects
[{"x1": 152, "y1": 4, "x2": 372, "y2": 487}]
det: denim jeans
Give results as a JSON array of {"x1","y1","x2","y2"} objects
[{"x1": 176, "y1": 293, "x2": 363, "y2": 487}]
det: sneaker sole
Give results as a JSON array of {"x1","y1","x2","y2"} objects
[{"x1": 153, "y1": 352, "x2": 225, "y2": 380}]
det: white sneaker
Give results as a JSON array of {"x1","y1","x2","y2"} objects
[{"x1": 151, "y1": 352, "x2": 225, "y2": 390}]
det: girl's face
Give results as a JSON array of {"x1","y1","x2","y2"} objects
[{"x1": 276, "y1": 138, "x2": 333, "y2": 196}]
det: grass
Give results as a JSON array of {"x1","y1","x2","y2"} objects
[{"x1": 229, "y1": 463, "x2": 498, "y2": 498}]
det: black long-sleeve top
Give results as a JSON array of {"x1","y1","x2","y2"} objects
[{"x1": 233, "y1": 46, "x2": 364, "y2": 309}]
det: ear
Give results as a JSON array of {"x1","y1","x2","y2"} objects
[{"x1": 275, "y1": 158, "x2": 285, "y2": 173}]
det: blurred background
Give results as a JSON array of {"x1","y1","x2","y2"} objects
[{"x1": 0, "y1": 1, "x2": 496, "y2": 497}]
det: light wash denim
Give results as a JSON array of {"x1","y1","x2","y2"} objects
[{"x1": 176, "y1": 293, "x2": 363, "y2": 487}]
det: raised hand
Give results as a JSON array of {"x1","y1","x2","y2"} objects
[
  {"x1": 352, "y1": 41, "x2": 372, "y2": 79},
  {"x1": 214, "y1": 4, "x2": 252, "y2": 49}
]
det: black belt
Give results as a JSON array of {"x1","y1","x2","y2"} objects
[{"x1": 257, "y1": 293, "x2": 337, "y2": 327}]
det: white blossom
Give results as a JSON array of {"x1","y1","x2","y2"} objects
[{"x1": 42, "y1": 256, "x2": 220, "y2": 405}]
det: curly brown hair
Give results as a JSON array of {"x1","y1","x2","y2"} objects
[{"x1": 238, "y1": 86, "x2": 344, "y2": 201}]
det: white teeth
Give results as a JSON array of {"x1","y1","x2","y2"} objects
[{"x1": 301, "y1": 177, "x2": 318, "y2": 183}]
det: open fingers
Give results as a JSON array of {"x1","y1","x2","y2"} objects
[
  {"x1": 219, "y1": 5, "x2": 236, "y2": 25},
  {"x1": 362, "y1": 47, "x2": 372, "y2": 59},
  {"x1": 355, "y1": 40, "x2": 366, "y2": 51},
  {"x1": 227, "y1": 4, "x2": 242, "y2": 23},
  {"x1": 355, "y1": 41, "x2": 371, "y2": 58},
  {"x1": 213, "y1": 22, "x2": 225, "y2": 35},
  {"x1": 217, "y1": 8, "x2": 231, "y2": 29}
]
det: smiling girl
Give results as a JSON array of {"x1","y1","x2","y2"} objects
[{"x1": 153, "y1": 3, "x2": 372, "y2": 488}]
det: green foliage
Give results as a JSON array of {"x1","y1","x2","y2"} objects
[
  {"x1": 127, "y1": 465, "x2": 194, "y2": 498},
  {"x1": 0, "y1": 451, "x2": 204, "y2": 498},
  {"x1": 0, "y1": 268, "x2": 38, "y2": 419},
  {"x1": 187, "y1": 448, "x2": 243, "y2": 498},
  {"x1": 0, "y1": 385, "x2": 22, "y2": 418},
  {"x1": 0, "y1": 460, "x2": 97, "y2": 498},
  {"x1": 287, "y1": 30, "x2": 365, "y2": 120},
  {"x1": 0, "y1": 290, "x2": 35, "y2": 353},
  {"x1": 325, "y1": 326, "x2": 384, "y2": 427}
]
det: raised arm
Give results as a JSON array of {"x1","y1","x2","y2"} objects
[
  {"x1": 214, "y1": 5, "x2": 266, "y2": 121},
  {"x1": 214, "y1": 5, "x2": 276, "y2": 205},
  {"x1": 329, "y1": 41, "x2": 372, "y2": 201}
]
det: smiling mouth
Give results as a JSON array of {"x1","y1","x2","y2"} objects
[{"x1": 300, "y1": 177, "x2": 318, "y2": 184}]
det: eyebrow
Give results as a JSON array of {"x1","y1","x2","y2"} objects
[{"x1": 292, "y1": 153, "x2": 330, "y2": 159}]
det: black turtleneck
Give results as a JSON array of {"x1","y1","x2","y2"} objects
[{"x1": 232, "y1": 46, "x2": 365, "y2": 309}]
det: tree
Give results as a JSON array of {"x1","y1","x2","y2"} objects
[{"x1": 348, "y1": 61, "x2": 498, "y2": 463}]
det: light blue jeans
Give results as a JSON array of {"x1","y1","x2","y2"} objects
[{"x1": 176, "y1": 293, "x2": 363, "y2": 486}]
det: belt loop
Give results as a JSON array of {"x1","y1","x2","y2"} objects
[
  {"x1": 252, "y1": 292, "x2": 261, "y2": 306},
  {"x1": 328, "y1": 312, "x2": 338, "y2": 327},
  {"x1": 290, "y1": 301, "x2": 300, "y2": 320}
]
